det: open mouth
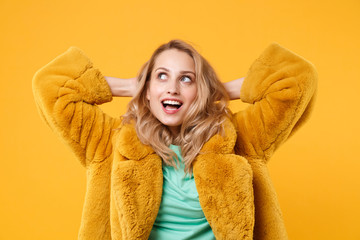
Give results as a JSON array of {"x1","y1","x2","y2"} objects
[{"x1": 162, "y1": 100, "x2": 183, "y2": 110}]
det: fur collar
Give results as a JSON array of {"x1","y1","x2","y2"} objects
[{"x1": 116, "y1": 117, "x2": 238, "y2": 159}]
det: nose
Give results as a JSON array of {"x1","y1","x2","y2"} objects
[{"x1": 166, "y1": 78, "x2": 179, "y2": 95}]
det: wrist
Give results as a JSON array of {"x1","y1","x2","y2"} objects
[
  {"x1": 224, "y1": 77, "x2": 244, "y2": 100},
  {"x1": 104, "y1": 76, "x2": 136, "y2": 97}
]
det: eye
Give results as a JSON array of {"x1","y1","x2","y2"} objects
[
  {"x1": 158, "y1": 73, "x2": 167, "y2": 80},
  {"x1": 181, "y1": 76, "x2": 192, "y2": 83}
]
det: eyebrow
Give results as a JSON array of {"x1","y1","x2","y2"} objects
[{"x1": 155, "y1": 67, "x2": 195, "y2": 76}]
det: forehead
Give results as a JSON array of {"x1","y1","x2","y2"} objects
[{"x1": 153, "y1": 49, "x2": 195, "y2": 72}]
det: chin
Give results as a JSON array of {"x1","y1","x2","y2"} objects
[{"x1": 162, "y1": 122, "x2": 181, "y2": 128}]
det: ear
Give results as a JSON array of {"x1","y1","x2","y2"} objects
[{"x1": 146, "y1": 84, "x2": 150, "y2": 101}]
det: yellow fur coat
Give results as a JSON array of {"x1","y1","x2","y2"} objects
[{"x1": 32, "y1": 43, "x2": 317, "y2": 239}]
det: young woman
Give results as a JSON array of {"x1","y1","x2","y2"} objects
[{"x1": 33, "y1": 40, "x2": 317, "y2": 240}]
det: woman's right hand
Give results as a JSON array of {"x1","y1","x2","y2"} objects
[{"x1": 104, "y1": 76, "x2": 137, "y2": 97}]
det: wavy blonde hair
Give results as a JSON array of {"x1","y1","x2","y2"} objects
[{"x1": 123, "y1": 39, "x2": 230, "y2": 173}]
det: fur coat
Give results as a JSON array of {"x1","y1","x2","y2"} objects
[{"x1": 32, "y1": 43, "x2": 317, "y2": 239}]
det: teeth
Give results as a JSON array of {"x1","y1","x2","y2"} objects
[{"x1": 162, "y1": 100, "x2": 182, "y2": 105}]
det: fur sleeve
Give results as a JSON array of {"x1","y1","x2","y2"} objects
[
  {"x1": 233, "y1": 43, "x2": 318, "y2": 162},
  {"x1": 32, "y1": 47, "x2": 120, "y2": 166}
]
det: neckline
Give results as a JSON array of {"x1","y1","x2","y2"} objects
[{"x1": 169, "y1": 144, "x2": 181, "y2": 151}]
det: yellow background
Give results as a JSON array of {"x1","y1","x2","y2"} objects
[{"x1": 1, "y1": 0, "x2": 359, "y2": 239}]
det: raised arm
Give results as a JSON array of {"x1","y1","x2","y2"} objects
[
  {"x1": 32, "y1": 47, "x2": 122, "y2": 167},
  {"x1": 231, "y1": 43, "x2": 318, "y2": 162},
  {"x1": 225, "y1": 43, "x2": 318, "y2": 240}
]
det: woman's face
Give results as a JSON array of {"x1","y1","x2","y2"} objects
[{"x1": 147, "y1": 49, "x2": 197, "y2": 135}]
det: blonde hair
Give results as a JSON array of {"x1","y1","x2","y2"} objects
[{"x1": 123, "y1": 40, "x2": 230, "y2": 173}]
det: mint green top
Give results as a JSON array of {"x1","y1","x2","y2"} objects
[{"x1": 149, "y1": 145, "x2": 215, "y2": 240}]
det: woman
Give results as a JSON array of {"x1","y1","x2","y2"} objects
[{"x1": 32, "y1": 40, "x2": 317, "y2": 240}]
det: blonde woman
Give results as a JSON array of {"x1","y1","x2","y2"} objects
[{"x1": 33, "y1": 40, "x2": 317, "y2": 240}]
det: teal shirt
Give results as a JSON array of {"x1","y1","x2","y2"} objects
[{"x1": 149, "y1": 145, "x2": 215, "y2": 240}]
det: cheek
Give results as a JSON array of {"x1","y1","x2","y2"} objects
[
  {"x1": 147, "y1": 85, "x2": 157, "y2": 101},
  {"x1": 146, "y1": 84, "x2": 161, "y2": 110},
  {"x1": 187, "y1": 87, "x2": 198, "y2": 103},
  {"x1": 147, "y1": 81, "x2": 164, "y2": 99}
]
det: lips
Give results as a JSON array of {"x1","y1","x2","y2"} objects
[{"x1": 161, "y1": 99, "x2": 183, "y2": 113}]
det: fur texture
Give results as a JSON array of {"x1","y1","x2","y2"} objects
[{"x1": 33, "y1": 43, "x2": 317, "y2": 239}]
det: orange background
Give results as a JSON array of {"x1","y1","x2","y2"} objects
[{"x1": 1, "y1": 0, "x2": 359, "y2": 239}]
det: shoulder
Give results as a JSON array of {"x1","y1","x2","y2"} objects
[{"x1": 113, "y1": 122, "x2": 154, "y2": 160}]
